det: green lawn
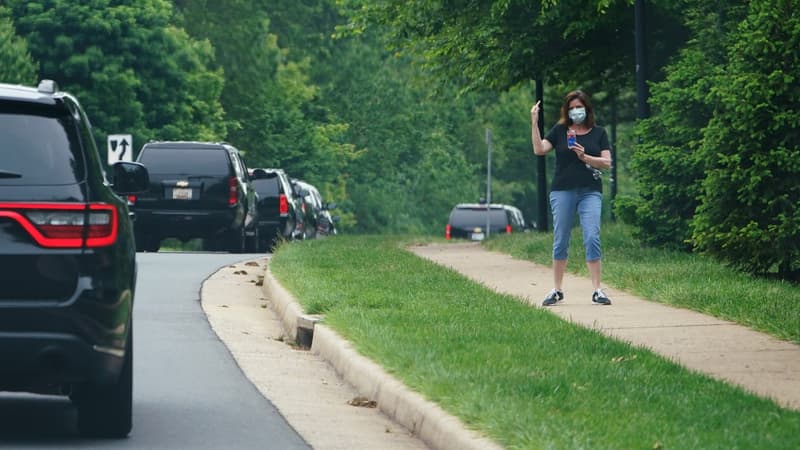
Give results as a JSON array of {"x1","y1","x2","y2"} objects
[{"x1": 269, "y1": 231, "x2": 800, "y2": 450}]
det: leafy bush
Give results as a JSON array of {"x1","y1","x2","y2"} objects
[
  {"x1": 614, "y1": 2, "x2": 738, "y2": 248},
  {"x1": 691, "y1": 0, "x2": 800, "y2": 277}
]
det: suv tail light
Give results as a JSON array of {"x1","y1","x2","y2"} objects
[
  {"x1": 127, "y1": 194, "x2": 136, "y2": 206},
  {"x1": 445, "y1": 224, "x2": 451, "y2": 240},
  {"x1": 278, "y1": 194, "x2": 289, "y2": 216},
  {"x1": 228, "y1": 176, "x2": 238, "y2": 206},
  {"x1": 0, "y1": 202, "x2": 118, "y2": 248},
  {"x1": 506, "y1": 224, "x2": 512, "y2": 234}
]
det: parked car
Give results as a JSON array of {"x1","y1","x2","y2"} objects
[
  {"x1": 292, "y1": 179, "x2": 339, "y2": 238},
  {"x1": 290, "y1": 178, "x2": 317, "y2": 239},
  {"x1": 133, "y1": 141, "x2": 259, "y2": 253},
  {"x1": 0, "y1": 80, "x2": 149, "y2": 437},
  {"x1": 249, "y1": 168, "x2": 306, "y2": 250},
  {"x1": 445, "y1": 203, "x2": 527, "y2": 240}
]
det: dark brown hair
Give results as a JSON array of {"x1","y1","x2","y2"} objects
[{"x1": 557, "y1": 90, "x2": 595, "y2": 128}]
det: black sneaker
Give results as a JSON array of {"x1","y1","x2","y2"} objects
[
  {"x1": 592, "y1": 289, "x2": 612, "y2": 305},
  {"x1": 542, "y1": 289, "x2": 564, "y2": 306}
]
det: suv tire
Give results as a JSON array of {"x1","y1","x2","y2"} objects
[
  {"x1": 245, "y1": 225, "x2": 259, "y2": 253},
  {"x1": 135, "y1": 232, "x2": 160, "y2": 252},
  {"x1": 228, "y1": 226, "x2": 246, "y2": 253},
  {"x1": 76, "y1": 328, "x2": 133, "y2": 438}
]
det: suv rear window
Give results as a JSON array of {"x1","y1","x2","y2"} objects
[
  {"x1": 139, "y1": 147, "x2": 230, "y2": 175},
  {"x1": 252, "y1": 174, "x2": 281, "y2": 197},
  {"x1": 449, "y1": 208, "x2": 508, "y2": 228},
  {"x1": 0, "y1": 103, "x2": 86, "y2": 185}
]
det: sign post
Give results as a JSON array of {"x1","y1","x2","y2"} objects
[
  {"x1": 107, "y1": 134, "x2": 133, "y2": 166},
  {"x1": 486, "y1": 128, "x2": 492, "y2": 238}
]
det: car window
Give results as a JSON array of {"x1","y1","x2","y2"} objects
[
  {"x1": 139, "y1": 147, "x2": 230, "y2": 175},
  {"x1": 449, "y1": 208, "x2": 508, "y2": 228},
  {"x1": 252, "y1": 175, "x2": 281, "y2": 197},
  {"x1": 277, "y1": 174, "x2": 292, "y2": 197},
  {"x1": 310, "y1": 189, "x2": 322, "y2": 209},
  {"x1": 229, "y1": 151, "x2": 244, "y2": 179},
  {"x1": 0, "y1": 103, "x2": 86, "y2": 185}
]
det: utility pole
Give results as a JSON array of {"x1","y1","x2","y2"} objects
[
  {"x1": 535, "y1": 79, "x2": 548, "y2": 231},
  {"x1": 610, "y1": 95, "x2": 618, "y2": 221},
  {"x1": 634, "y1": 0, "x2": 650, "y2": 119}
]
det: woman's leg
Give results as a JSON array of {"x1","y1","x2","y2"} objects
[
  {"x1": 553, "y1": 259, "x2": 568, "y2": 291},
  {"x1": 587, "y1": 260, "x2": 601, "y2": 290},
  {"x1": 577, "y1": 190, "x2": 603, "y2": 290},
  {"x1": 549, "y1": 190, "x2": 577, "y2": 291}
]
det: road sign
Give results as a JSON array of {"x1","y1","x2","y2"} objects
[{"x1": 107, "y1": 134, "x2": 133, "y2": 165}]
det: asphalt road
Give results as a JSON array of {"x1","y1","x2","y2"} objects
[{"x1": 0, "y1": 252, "x2": 310, "y2": 450}]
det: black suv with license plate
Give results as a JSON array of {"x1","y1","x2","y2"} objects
[
  {"x1": 0, "y1": 80, "x2": 149, "y2": 437},
  {"x1": 133, "y1": 141, "x2": 259, "y2": 252}
]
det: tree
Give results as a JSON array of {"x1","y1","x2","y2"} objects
[
  {"x1": 0, "y1": 15, "x2": 37, "y2": 84},
  {"x1": 338, "y1": 0, "x2": 689, "y2": 233},
  {"x1": 319, "y1": 33, "x2": 480, "y2": 233},
  {"x1": 615, "y1": 2, "x2": 748, "y2": 248},
  {"x1": 174, "y1": 0, "x2": 357, "y2": 229},
  {"x1": 691, "y1": 0, "x2": 800, "y2": 278},
  {"x1": 339, "y1": 0, "x2": 685, "y2": 95},
  {"x1": 4, "y1": 0, "x2": 226, "y2": 161}
]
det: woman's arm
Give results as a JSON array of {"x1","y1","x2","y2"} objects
[
  {"x1": 579, "y1": 149, "x2": 612, "y2": 170},
  {"x1": 531, "y1": 101, "x2": 553, "y2": 155}
]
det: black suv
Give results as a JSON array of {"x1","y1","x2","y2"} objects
[
  {"x1": 0, "y1": 80, "x2": 149, "y2": 437},
  {"x1": 446, "y1": 203, "x2": 527, "y2": 240},
  {"x1": 250, "y1": 168, "x2": 306, "y2": 250},
  {"x1": 133, "y1": 141, "x2": 259, "y2": 253},
  {"x1": 298, "y1": 180, "x2": 338, "y2": 237}
]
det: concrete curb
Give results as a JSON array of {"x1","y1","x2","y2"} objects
[{"x1": 261, "y1": 267, "x2": 503, "y2": 450}]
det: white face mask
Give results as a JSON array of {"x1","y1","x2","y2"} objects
[{"x1": 569, "y1": 107, "x2": 586, "y2": 124}]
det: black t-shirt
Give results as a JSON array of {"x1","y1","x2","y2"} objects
[{"x1": 545, "y1": 123, "x2": 610, "y2": 192}]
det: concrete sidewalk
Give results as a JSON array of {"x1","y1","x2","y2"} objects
[{"x1": 409, "y1": 242, "x2": 800, "y2": 411}]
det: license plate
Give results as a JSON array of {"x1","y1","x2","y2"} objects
[
  {"x1": 172, "y1": 188, "x2": 193, "y2": 200},
  {"x1": 471, "y1": 232, "x2": 485, "y2": 241}
]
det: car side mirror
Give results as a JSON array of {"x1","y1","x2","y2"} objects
[{"x1": 111, "y1": 161, "x2": 149, "y2": 194}]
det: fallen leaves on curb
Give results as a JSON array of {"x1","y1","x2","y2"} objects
[
  {"x1": 245, "y1": 261, "x2": 259, "y2": 267},
  {"x1": 347, "y1": 396, "x2": 377, "y2": 408},
  {"x1": 234, "y1": 270, "x2": 248, "y2": 275}
]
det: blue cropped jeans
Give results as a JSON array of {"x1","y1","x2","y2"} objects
[{"x1": 549, "y1": 189, "x2": 602, "y2": 261}]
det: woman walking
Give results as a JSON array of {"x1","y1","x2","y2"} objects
[{"x1": 530, "y1": 90, "x2": 613, "y2": 306}]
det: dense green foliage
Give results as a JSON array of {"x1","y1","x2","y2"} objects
[
  {"x1": 174, "y1": 0, "x2": 354, "y2": 182},
  {"x1": 270, "y1": 235, "x2": 800, "y2": 449},
  {"x1": 0, "y1": 14, "x2": 37, "y2": 84},
  {"x1": 618, "y1": 0, "x2": 799, "y2": 278},
  {"x1": 691, "y1": 0, "x2": 800, "y2": 276},
  {"x1": 615, "y1": 3, "x2": 745, "y2": 248},
  {"x1": 2, "y1": 0, "x2": 226, "y2": 158}
]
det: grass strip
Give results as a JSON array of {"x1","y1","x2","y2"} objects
[
  {"x1": 484, "y1": 223, "x2": 800, "y2": 344},
  {"x1": 270, "y1": 235, "x2": 800, "y2": 450}
]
